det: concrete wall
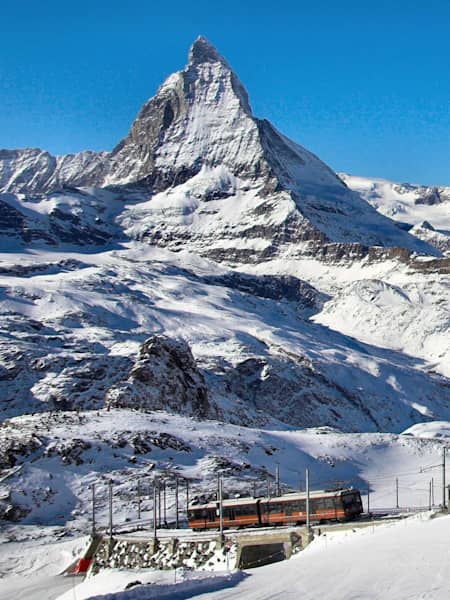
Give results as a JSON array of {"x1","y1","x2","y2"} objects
[
  {"x1": 89, "y1": 527, "x2": 311, "y2": 575},
  {"x1": 90, "y1": 536, "x2": 235, "y2": 574}
]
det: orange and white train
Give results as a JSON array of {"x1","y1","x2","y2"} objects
[{"x1": 187, "y1": 488, "x2": 363, "y2": 530}]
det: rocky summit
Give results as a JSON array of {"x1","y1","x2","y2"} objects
[{"x1": 0, "y1": 38, "x2": 450, "y2": 528}]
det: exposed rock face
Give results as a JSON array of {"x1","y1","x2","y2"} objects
[
  {"x1": 0, "y1": 149, "x2": 105, "y2": 195},
  {"x1": 410, "y1": 223, "x2": 450, "y2": 257},
  {"x1": 0, "y1": 187, "x2": 118, "y2": 246},
  {"x1": 105, "y1": 335, "x2": 212, "y2": 418},
  {"x1": 0, "y1": 312, "x2": 131, "y2": 419},
  {"x1": 202, "y1": 272, "x2": 328, "y2": 311},
  {"x1": 413, "y1": 186, "x2": 450, "y2": 205}
]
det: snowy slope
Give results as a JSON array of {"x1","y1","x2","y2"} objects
[
  {"x1": 4, "y1": 511, "x2": 449, "y2": 600},
  {"x1": 39, "y1": 512, "x2": 449, "y2": 600},
  {"x1": 1, "y1": 245, "x2": 449, "y2": 430},
  {"x1": 178, "y1": 513, "x2": 450, "y2": 600},
  {"x1": 311, "y1": 266, "x2": 450, "y2": 377}
]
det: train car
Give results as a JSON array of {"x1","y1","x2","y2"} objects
[
  {"x1": 187, "y1": 488, "x2": 363, "y2": 530},
  {"x1": 260, "y1": 488, "x2": 363, "y2": 526},
  {"x1": 188, "y1": 497, "x2": 260, "y2": 530}
]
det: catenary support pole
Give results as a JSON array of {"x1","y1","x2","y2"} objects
[
  {"x1": 432, "y1": 477, "x2": 435, "y2": 506},
  {"x1": 186, "y1": 479, "x2": 189, "y2": 513},
  {"x1": 275, "y1": 464, "x2": 280, "y2": 496},
  {"x1": 396, "y1": 478, "x2": 399, "y2": 509},
  {"x1": 219, "y1": 473, "x2": 224, "y2": 545},
  {"x1": 306, "y1": 468, "x2": 310, "y2": 534},
  {"x1": 443, "y1": 448, "x2": 446, "y2": 509},
  {"x1": 163, "y1": 479, "x2": 167, "y2": 527},
  {"x1": 91, "y1": 483, "x2": 96, "y2": 537},
  {"x1": 137, "y1": 479, "x2": 141, "y2": 521},
  {"x1": 429, "y1": 480, "x2": 432, "y2": 510},
  {"x1": 153, "y1": 479, "x2": 157, "y2": 542},
  {"x1": 367, "y1": 482, "x2": 370, "y2": 515},
  {"x1": 266, "y1": 477, "x2": 270, "y2": 498},
  {"x1": 175, "y1": 477, "x2": 179, "y2": 529},
  {"x1": 158, "y1": 480, "x2": 161, "y2": 527},
  {"x1": 108, "y1": 480, "x2": 113, "y2": 544}
]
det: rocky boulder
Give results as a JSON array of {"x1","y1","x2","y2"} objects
[{"x1": 105, "y1": 335, "x2": 212, "y2": 418}]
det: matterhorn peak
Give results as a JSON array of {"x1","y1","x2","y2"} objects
[
  {"x1": 0, "y1": 37, "x2": 437, "y2": 260},
  {"x1": 188, "y1": 35, "x2": 228, "y2": 66}
]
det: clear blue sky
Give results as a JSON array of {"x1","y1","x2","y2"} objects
[{"x1": 1, "y1": 0, "x2": 450, "y2": 185}]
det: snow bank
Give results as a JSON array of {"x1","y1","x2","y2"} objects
[{"x1": 56, "y1": 568, "x2": 245, "y2": 600}]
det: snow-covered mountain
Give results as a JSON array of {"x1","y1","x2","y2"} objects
[
  {"x1": 0, "y1": 37, "x2": 436, "y2": 259},
  {"x1": 1, "y1": 37, "x2": 450, "y2": 532},
  {"x1": 340, "y1": 173, "x2": 450, "y2": 256}
]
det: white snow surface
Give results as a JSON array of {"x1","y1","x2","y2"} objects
[{"x1": 42, "y1": 513, "x2": 450, "y2": 600}]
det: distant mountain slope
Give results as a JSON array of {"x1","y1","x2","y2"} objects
[{"x1": 340, "y1": 173, "x2": 450, "y2": 255}]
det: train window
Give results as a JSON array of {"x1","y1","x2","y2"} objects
[
  {"x1": 310, "y1": 499, "x2": 319, "y2": 512},
  {"x1": 242, "y1": 505, "x2": 257, "y2": 516},
  {"x1": 228, "y1": 509, "x2": 236, "y2": 520},
  {"x1": 208, "y1": 510, "x2": 215, "y2": 522}
]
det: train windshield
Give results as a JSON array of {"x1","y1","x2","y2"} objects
[{"x1": 342, "y1": 493, "x2": 362, "y2": 508}]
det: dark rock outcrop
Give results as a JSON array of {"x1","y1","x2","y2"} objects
[{"x1": 105, "y1": 335, "x2": 212, "y2": 418}]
